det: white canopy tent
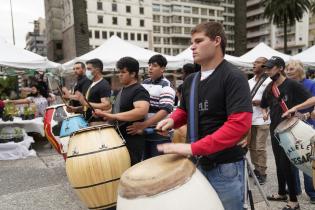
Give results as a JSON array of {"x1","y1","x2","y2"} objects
[
  {"x1": 0, "y1": 38, "x2": 60, "y2": 70},
  {"x1": 174, "y1": 46, "x2": 252, "y2": 68},
  {"x1": 292, "y1": 45, "x2": 315, "y2": 67},
  {"x1": 240, "y1": 42, "x2": 291, "y2": 63},
  {"x1": 62, "y1": 36, "x2": 182, "y2": 73}
]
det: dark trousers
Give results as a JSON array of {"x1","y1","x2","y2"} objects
[
  {"x1": 292, "y1": 166, "x2": 315, "y2": 198},
  {"x1": 125, "y1": 134, "x2": 145, "y2": 165},
  {"x1": 144, "y1": 133, "x2": 171, "y2": 159},
  {"x1": 271, "y1": 134, "x2": 298, "y2": 202}
]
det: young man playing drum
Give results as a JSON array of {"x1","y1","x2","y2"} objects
[
  {"x1": 156, "y1": 21, "x2": 252, "y2": 210},
  {"x1": 260, "y1": 56, "x2": 311, "y2": 210},
  {"x1": 62, "y1": 61, "x2": 91, "y2": 113},
  {"x1": 94, "y1": 57, "x2": 150, "y2": 165}
]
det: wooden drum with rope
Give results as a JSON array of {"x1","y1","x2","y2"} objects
[{"x1": 66, "y1": 124, "x2": 131, "y2": 209}]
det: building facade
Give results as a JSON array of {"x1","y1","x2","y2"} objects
[
  {"x1": 25, "y1": 17, "x2": 47, "y2": 56},
  {"x1": 246, "y1": 0, "x2": 309, "y2": 55}
]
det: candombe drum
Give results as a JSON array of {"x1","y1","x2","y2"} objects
[
  {"x1": 66, "y1": 124, "x2": 131, "y2": 210},
  {"x1": 311, "y1": 136, "x2": 315, "y2": 188},
  {"x1": 117, "y1": 154, "x2": 224, "y2": 210},
  {"x1": 275, "y1": 117, "x2": 315, "y2": 177},
  {"x1": 59, "y1": 114, "x2": 88, "y2": 156},
  {"x1": 44, "y1": 104, "x2": 70, "y2": 154}
]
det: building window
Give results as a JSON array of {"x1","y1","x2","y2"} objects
[
  {"x1": 56, "y1": 43, "x2": 62, "y2": 50},
  {"x1": 140, "y1": 19, "x2": 145, "y2": 27},
  {"x1": 153, "y1": 26, "x2": 161, "y2": 33},
  {"x1": 130, "y1": 33, "x2": 135, "y2": 40},
  {"x1": 172, "y1": 5, "x2": 181, "y2": 12},
  {"x1": 192, "y1": 18, "x2": 199, "y2": 24},
  {"x1": 184, "y1": 17, "x2": 190, "y2": 24},
  {"x1": 154, "y1": 37, "x2": 161, "y2": 44},
  {"x1": 89, "y1": 30, "x2": 92, "y2": 38},
  {"x1": 163, "y1": 27, "x2": 170, "y2": 34},
  {"x1": 139, "y1": 7, "x2": 144, "y2": 14},
  {"x1": 137, "y1": 33, "x2": 142, "y2": 41},
  {"x1": 173, "y1": 27, "x2": 181, "y2": 34},
  {"x1": 143, "y1": 34, "x2": 148, "y2": 41},
  {"x1": 183, "y1": 6, "x2": 191, "y2": 13},
  {"x1": 112, "y1": 17, "x2": 118, "y2": 25},
  {"x1": 162, "y1": 5, "x2": 170, "y2": 13},
  {"x1": 126, "y1": 5, "x2": 131, "y2": 13},
  {"x1": 110, "y1": 31, "x2": 114, "y2": 37},
  {"x1": 117, "y1": 32, "x2": 121, "y2": 38},
  {"x1": 126, "y1": 18, "x2": 131, "y2": 26},
  {"x1": 112, "y1": 3, "x2": 117, "y2": 12},
  {"x1": 97, "y1": 2, "x2": 103, "y2": 10},
  {"x1": 153, "y1": 15, "x2": 160, "y2": 23},
  {"x1": 173, "y1": 16, "x2": 182, "y2": 23},
  {"x1": 154, "y1": 48, "x2": 161, "y2": 53},
  {"x1": 201, "y1": 8, "x2": 207, "y2": 15},
  {"x1": 97, "y1": 15, "x2": 103, "y2": 24},
  {"x1": 164, "y1": 37, "x2": 170, "y2": 44},
  {"x1": 102, "y1": 31, "x2": 107, "y2": 39},
  {"x1": 184, "y1": 27, "x2": 191, "y2": 34},
  {"x1": 95, "y1": 30, "x2": 100, "y2": 39},
  {"x1": 162, "y1": 16, "x2": 170, "y2": 23},
  {"x1": 124, "y1": 32, "x2": 128, "y2": 40},
  {"x1": 164, "y1": 48, "x2": 171, "y2": 55},
  {"x1": 192, "y1": 7, "x2": 199, "y2": 14},
  {"x1": 153, "y1": 4, "x2": 160, "y2": 12}
]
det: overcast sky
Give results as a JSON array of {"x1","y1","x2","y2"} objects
[{"x1": 0, "y1": 0, "x2": 44, "y2": 48}]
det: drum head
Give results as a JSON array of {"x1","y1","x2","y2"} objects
[
  {"x1": 118, "y1": 154, "x2": 195, "y2": 199},
  {"x1": 275, "y1": 117, "x2": 299, "y2": 133},
  {"x1": 71, "y1": 124, "x2": 113, "y2": 136}
]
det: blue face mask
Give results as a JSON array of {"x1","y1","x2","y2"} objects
[{"x1": 86, "y1": 70, "x2": 94, "y2": 80}]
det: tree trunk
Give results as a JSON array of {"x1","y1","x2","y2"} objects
[
  {"x1": 283, "y1": 16, "x2": 288, "y2": 54},
  {"x1": 234, "y1": 0, "x2": 247, "y2": 56}
]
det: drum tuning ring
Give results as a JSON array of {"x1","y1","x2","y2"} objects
[
  {"x1": 72, "y1": 147, "x2": 79, "y2": 155},
  {"x1": 99, "y1": 144, "x2": 107, "y2": 149}
]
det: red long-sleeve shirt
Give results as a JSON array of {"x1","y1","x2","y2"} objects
[{"x1": 170, "y1": 108, "x2": 252, "y2": 156}]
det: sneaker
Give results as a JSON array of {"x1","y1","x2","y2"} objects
[{"x1": 310, "y1": 197, "x2": 315, "y2": 204}]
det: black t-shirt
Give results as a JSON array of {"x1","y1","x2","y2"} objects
[
  {"x1": 261, "y1": 79, "x2": 311, "y2": 133},
  {"x1": 117, "y1": 83, "x2": 150, "y2": 139},
  {"x1": 85, "y1": 78, "x2": 111, "y2": 121},
  {"x1": 70, "y1": 75, "x2": 92, "y2": 107},
  {"x1": 180, "y1": 60, "x2": 252, "y2": 162}
]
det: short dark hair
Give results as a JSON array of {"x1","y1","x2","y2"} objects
[
  {"x1": 182, "y1": 63, "x2": 196, "y2": 75},
  {"x1": 116, "y1": 57, "x2": 140, "y2": 78},
  {"x1": 86, "y1": 58, "x2": 103, "y2": 72},
  {"x1": 191, "y1": 21, "x2": 227, "y2": 55},
  {"x1": 74, "y1": 61, "x2": 86, "y2": 69},
  {"x1": 148, "y1": 54, "x2": 167, "y2": 68}
]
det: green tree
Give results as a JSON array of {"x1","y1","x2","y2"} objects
[{"x1": 263, "y1": 0, "x2": 311, "y2": 53}]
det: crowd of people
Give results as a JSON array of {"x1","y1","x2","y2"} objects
[{"x1": 2, "y1": 20, "x2": 315, "y2": 210}]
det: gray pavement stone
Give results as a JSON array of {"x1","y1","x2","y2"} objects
[{"x1": 0, "y1": 137, "x2": 314, "y2": 210}]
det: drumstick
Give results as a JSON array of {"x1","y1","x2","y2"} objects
[
  {"x1": 56, "y1": 85, "x2": 69, "y2": 106},
  {"x1": 82, "y1": 95, "x2": 95, "y2": 113}
]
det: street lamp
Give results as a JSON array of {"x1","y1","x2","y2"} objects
[{"x1": 9, "y1": 0, "x2": 15, "y2": 45}]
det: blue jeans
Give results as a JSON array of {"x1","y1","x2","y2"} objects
[
  {"x1": 199, "y1": 160, "x2": 245, "y2": 210},
  {"x1": 144, "y1": 133, "x2": 171, "y2": 159},
  {"x1": 292, "y1": 166, "x2": 315, "y2": 198}
]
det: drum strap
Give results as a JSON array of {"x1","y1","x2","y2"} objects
[
  {"x1": 271, "y1": 83, "x2": 288, "y2": 112},
  {"x1": 250, "y1": 74, "x2": 268, "y2": 99},
  {"x1": 188, "y1": 72, "x2": 200, "y2": 143}
]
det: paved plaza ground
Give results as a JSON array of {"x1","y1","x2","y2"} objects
[{"x1": 0, "y1": 138, "x2": 314, "y2": 210}]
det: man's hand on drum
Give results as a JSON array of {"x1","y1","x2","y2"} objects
[
  {"x1": 157, "y1": 143, "x2": 192, "y2": 156},
  {"x1": 62, "y1": 87, "x2": 70, "y2": 99},
  {"x1": 93, "y1": 109, "x2": 115, "y2": 121},
  {"x1": 155, "y1": 118, "x2": 174, "y2": 136},
  {"x1": 127, "y1": 122, "x2": 146, "y2": 135},
  {"x1": 282, "y1": 107, "x2": 297, "y2": 118}
]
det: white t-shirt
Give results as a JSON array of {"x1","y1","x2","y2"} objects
[
  {"x1": 248, "y1": 76, "x2": 272, "y2": 125},
  {"x1": 200, "y1": 69, "x2": 215, "y2": 81}
]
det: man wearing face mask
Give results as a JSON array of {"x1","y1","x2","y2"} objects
[
  {"x1": 76, "y1": 58, "x2": 111, "y2": 124},
  {"x1": 62, "y1": 62, "x2": 91, "y2": 113},
  {"x1": 260, "y1": 56, "x2": 311, "y2": 210}
]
